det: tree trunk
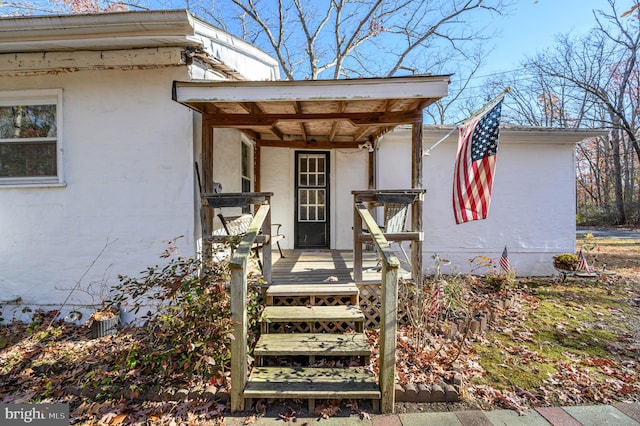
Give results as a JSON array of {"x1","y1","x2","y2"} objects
[{"x1": 608, "y1": 127, "x2": 626, "y2": 224}]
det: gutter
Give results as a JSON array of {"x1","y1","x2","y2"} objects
[{"x1": 0, "y1": 10, "x2": 195, "y2": 42}]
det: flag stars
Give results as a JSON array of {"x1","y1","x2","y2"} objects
[{"x1": 470, "y1": 102, "x2": 502, "y2": 162}]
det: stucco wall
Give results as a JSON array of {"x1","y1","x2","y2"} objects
[
  {"x1": 0, "y1": 66, "x2": 197, "y2": 319},
  {"x1": 218, "y1": 129, "x2": 577, "y2": 276},
  {"x1": 378, "y1": 128, "x2": 577, "y2": 276},
  {"x1": 259, "y1": 147, "x2": 369, "y2": 251}
]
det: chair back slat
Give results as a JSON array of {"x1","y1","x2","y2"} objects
[{"x1": 384, "y1": 203, "x2": 407, "y2": 233}]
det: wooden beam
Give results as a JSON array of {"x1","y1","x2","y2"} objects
[
  {"x1": 368, "y1": 147, "x2": 375, "y2": 189},
  {"x1": 411, "y1": 118, "x2": 424, "y2": 285},
  {"x1": 241, "y1": 129, "x2": 260, "y2": 140},
  {"x1": 255, "y1": 144, "x2": 261, "y2": 192},
  {"x1": 380, "y1": 261, "x2": 398, "y2": 413},
  {"x1": 269, "y1": 125, "x2": 284, "y2": 140},
  {"x1": 203, "y1": 110, "x2": 424, "y2": 127},
  {"x1": 328, "y1": 101, "x2": 347, "y2": 141},
  {"x1": 230, "y1": 259, "x2": 248, "y2": 412},
  {"x1": 384, "y1": 98, "x2": 404, "y2": 111},
  {"x1": 357, "y1": 232, "x2": 423, "y2": 242},
  {"x1": 229, "y1": 204, "x2": 270, "y2": 412},
  {"x1": 353, "y1": 202, "x2": 399, "y2": 414},
  {"x1": 352, "y1": 126, "x2": 370, "y2": 141},
  {"x1": 201, "y1": 125, "x2": 214, "y2": 257},
  {"x1": 240, "y1": 102, "x2": 263, "y2": 114},
  {"x1": 257, "y1": 139, "x2": 359, "y2": 149},
  {"x1": 293, "y1": 102, "x2": 310, "y2": 143}
]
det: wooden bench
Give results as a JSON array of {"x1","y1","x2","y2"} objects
[{"x1": 209, "y1": 213, "x2": 285, "y2": 272}]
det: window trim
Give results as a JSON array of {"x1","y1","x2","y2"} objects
[{"x1": 0, "y1": 89, "x2": 64, "y2": 186}]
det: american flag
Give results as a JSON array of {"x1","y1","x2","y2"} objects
[
  {"x1": 577, "y1": 249, "x2": 590, "y2": 272},
  {"x1": 453, "y1": 99, "x2": 503, "y2": 224},
  {"x1": 500, "y1": 245, "x2": 511, "y2": 273}
]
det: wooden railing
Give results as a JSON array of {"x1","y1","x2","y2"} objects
[
  {"x1": 229, "y1": 203, "x2": 270, "y2": 412},
  {"x1": 201, "y1": 192, "x2": 274, "y2": 283},
  {"x1": 354, "y1": 202, "x2": 399, "y2": 413},
  {"x1": 352, "y1": 190, "x2": 425, "y2": 284},
  {"x1": 201, "y1": 192, "x2": 273, "y2": 412}
]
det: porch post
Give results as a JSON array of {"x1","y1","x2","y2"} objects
[
  {"x1": 411, "y1": 118, "x2": 423, "y2": 284},
  {"x1": 353, "y1": 194, "x2": 363, "y2": 283},
  {"x1": 201, "y1": 124, "x2": 215, "y2": 257}
]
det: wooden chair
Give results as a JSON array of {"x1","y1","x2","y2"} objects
[
  {"x1": 216, "y1": 213, "x2": 286, "y2": 273},
  {"x1": 381, "y1": 203, "x2": 411, "y2": 265},
  {"x1": 363, "y1": 203, "x2": 411, "y2": 267}
]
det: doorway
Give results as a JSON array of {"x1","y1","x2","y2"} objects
[{"x1": 295, "y1": 151, "x2": 329, "y2": 248}]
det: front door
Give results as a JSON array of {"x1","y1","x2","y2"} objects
[{"x1": 295, "y1": 151, "x2": 329, "y2": 248}]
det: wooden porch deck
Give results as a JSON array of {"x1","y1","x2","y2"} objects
[{"x1": 269, "y1": 249, "x2": 412, "y2": 285}]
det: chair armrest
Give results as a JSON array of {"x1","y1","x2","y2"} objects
[{"x1": 217, "y1": 213, "x2": 232, "y2": 235}]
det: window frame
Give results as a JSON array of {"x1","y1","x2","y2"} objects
[
  {"x1": 0, "y1": 89, "x2": 64, "y2": 187},
  {"x1": 240, "y1": 137, "x2": 253, "y2": 213}
]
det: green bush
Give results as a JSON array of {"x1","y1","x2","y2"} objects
[
  {"x1": 107, "y1": 255, "x2": 262, "y2": 381},
  {"x1": 553, "y1": 253, "x2": 578, "y2": 271}
]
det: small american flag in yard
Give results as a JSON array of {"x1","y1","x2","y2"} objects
[
  {"x1": 453, "y1": 99, "x2": 503, "y2": 224},
  {"x1": 500, "y1": 245, "x2": 511, "y2": 273},
  {"x1": 577, "y1": 249, "x2": 590, "y2": 272},
  {"x1": 428, "y1": 281, "x2": 445, "y2": 317}
]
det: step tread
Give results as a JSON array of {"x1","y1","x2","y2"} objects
[
  {"x1": 244, "y1": 367, "x2": 380, "y2": 399},
  {"x1": 254, "y1": 333, "x2": 371, "y2": 357},
  {"x1": 266, "y1": 283, "x2": 359, "y2": 297},
  {"x1": 261, "y1": 305, "x2": 365, "y2": 323}
]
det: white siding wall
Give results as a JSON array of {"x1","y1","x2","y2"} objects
[
  {"x1": 378, "y1": 129, "x2": 576, "y2": 276},
  {"x1": 0, "y1": 66, "x2": 196, "y2": 319}
]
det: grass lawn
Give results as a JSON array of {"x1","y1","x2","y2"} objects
[{"x1": 467, "y1": 236, "x2": 640, "y2": 410}]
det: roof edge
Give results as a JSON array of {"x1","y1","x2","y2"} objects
[
  {"x1": 0, "y1": 10, "x2": 195, "y2": 41},
  {"x1": 389, "y1": 125, "x2": 607, "y2": 145}
]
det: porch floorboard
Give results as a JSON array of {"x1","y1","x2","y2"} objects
[{"x1": 270, "y1": 249, "x2": 410, "y2": 284}]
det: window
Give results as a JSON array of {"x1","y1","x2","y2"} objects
[
  {"x1": 241, "y1": 140, "x2": 252, "y2": 213},
  {"x1": 0, "y1": 90, "x2": 63, "y2": 186}
]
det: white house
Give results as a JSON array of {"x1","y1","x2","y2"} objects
[
  {"x1": 0, "y1": 10, "x2": 600, "y2": 320},
  {"x1": 0, "y1": 10, "x2": 279, "y2": 319}
]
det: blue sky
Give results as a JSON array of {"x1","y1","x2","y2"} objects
[{"x1": 477, "y1": 0, "x2": 611, "y2": 77}]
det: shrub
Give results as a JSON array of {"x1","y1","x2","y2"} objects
[
  {"x1": 485, "y1": 270, "x2": 516, "y2": 292},
  {"x1": 107, "y1": 254, "x2": 262, "y2": 381},
  {"x1": 553, "y1": 253, "x2": 578, "y2": 271}
]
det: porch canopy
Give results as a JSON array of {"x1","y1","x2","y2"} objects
[
  {"x1": 172, "y1": 75, "x2": 450, "y2": 283},
  {"x1": 172, "y1": 75, "x2": 450, "y2": 147}
]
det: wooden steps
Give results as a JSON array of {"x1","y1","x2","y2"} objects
[
  {"x1": 261, "y1": 305, "x2": 364, "y2": 323},
  {"x1": 261, "y1": 305, "x2": 364, "y2": 333},
  {"x1": 254, "y1": 332, "x2": 371, "y2": 359},
  {"x1": 245, "y1": 367, "x2": 380, "y2": 399},
  {"x1": 246, "y1": 281, "x2": 380, "y2": 411},
  {"x1": 254, "y1": 332, "x2": 370, "y2": 357},
  {"x1": 266, "y1": 283, "x2": 359, "y2": 305}
]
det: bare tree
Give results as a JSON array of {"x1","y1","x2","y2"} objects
[
  {"x1": 492, "y1": 0, "x2": 639, "y2": 224},
  {"x1": 196, "y1": 0, "x2": 512, "y2": 81}
]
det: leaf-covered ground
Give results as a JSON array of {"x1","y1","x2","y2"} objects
[{"x1": 1, "y1": 235, "x2": 638, "y2": 424}]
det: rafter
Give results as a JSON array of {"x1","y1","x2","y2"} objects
[
  {"x1": 329, "y1": 101, "x2": 347, "y2": 141},
  {"x1": 352, "y1": 125, "x2": 371, "y2": 142},
  {"x1": 240, "y1": 102, "x2": 263, "y2": 114},
  {"x1": 294, "y1": 101, "x2": 309, "y2": 142}
]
